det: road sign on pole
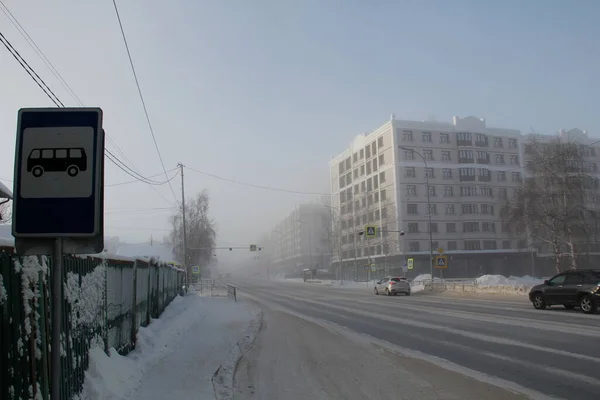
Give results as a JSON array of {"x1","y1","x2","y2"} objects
[
  {"x1": 11, "y1": 108, "x2": 104, "y2": 400},
  {"x1": 437, "y1": 247, "x2": 444, "y2": 254},
  {"x1": 364, "y1": 225, "x2": 376, "y2": 237},
  {"x1": 12, "y1": 108, "x2": 105, "y2": 255},
  {"x1": 370, "y1": 263, "x2": 376, "y2": 272},
  {"x1": 407, "y1": 258, "x2": 414, "y2": 270},
  {"x1": 435, "y1": 255, "x2": 448, "y2": 269},
  {"x1": 192, "y1": 266, "x2": 200, "y2": 274},
  {"x1": 249, "y1": 244, "x2": 257, "y2": 251}
]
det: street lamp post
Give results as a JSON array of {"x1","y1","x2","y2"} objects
[{"x1": 399, "y1": 146, "x2": 435, "y2": 289}]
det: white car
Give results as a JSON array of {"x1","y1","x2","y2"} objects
[{"x1": 374, "y1": 277, "x2": 411, "y2": 296}]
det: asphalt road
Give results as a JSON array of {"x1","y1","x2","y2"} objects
[{"x1": 233, "y1": 279, "x2": 600, "y2": 400}]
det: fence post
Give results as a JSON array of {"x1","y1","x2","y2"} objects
[{"x1": 131, "y1": 261, "x2": 138, "y2": 347}]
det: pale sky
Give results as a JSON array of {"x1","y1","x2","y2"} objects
[{"x1": 1, "y1": 0, "x2": 598, "y2": 263}]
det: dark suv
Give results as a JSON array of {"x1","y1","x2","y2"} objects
[{"x1": 529, "y1": 269, "x2": 600, "y2": 314}]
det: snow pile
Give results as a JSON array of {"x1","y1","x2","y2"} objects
[
  {"x1": 411, "y1": 274, "x2": 443, "y2": 293},
  {"x1": 80, "y1": 294, "x2": 259, "y2": 400},
  {"x1": 475, "y1": 274, "x2": 543, "y2": 286}
]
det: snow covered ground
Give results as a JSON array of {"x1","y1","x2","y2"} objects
[{"x1": 81, "y1": 292, "x2": 260, "y2": 400}]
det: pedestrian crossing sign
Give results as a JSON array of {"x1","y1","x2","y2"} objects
[
  {"x1": 435, "y1": 255, "x2": 448, "y2": 269},
  {"x1": 407, "y1": 258, "x2": 414, "y2": 270},
  {"x1": 365, "y1": 225, "x2": 377, "y2": 237},
  {"x1": 250, "y1": 244, "x2": 257, "y2": 251}
]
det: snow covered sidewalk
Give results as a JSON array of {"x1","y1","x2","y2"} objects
[{"x1": 81, "y1": 292, "x2": 260, "y2": 400}]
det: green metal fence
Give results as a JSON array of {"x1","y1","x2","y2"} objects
[{"x1": 0, "y1": 243, "x2": 185, "y2": 400}]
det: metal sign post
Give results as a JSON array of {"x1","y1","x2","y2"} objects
[{"x1": 12, "y1": 108, "x2": 104, "y2": 400}]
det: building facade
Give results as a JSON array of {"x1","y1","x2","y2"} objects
[
  {"x1": 269, "y1": 204, "x2": 332, "y2": 273},
  {"x1": 329, "y1": 115, "x2": 528, "y2": 278}
]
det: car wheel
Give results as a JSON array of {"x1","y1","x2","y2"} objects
[
  {"x1": 374, "y1": 288, "x2": 379, "y2": 295},
  {"x1": 67, "y1": 166, "x2": 79, "y2": 177},
  {"x1": 563, "y1": 304, "x2": 575, "y2": 310},
  {"x1": 532, "y1": 293, "x2": 546, "y2": 310},
  {"x1": 386, "y1": 288, "x2": 391, "y2": 296},
  {"x1": 406, "y1": 291, "x2": 411, "y2": 296},
  {"x1": 32, "y1": 166, "x2": 43, "y2": 177},
  {"x1": 579, "y1": 295, "x2": 598, "y2": 314}
]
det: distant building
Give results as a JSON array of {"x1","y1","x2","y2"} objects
[
  {"x1": 329, "y1": 115, "x2": 527, "y2": 278},
  {"x1": 269, "y1": 204, "x2": 332, "y2": 273}
]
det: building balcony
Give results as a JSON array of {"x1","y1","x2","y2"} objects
[
  {"x1": 458, "y1": 158, "x2": 475, "y2": 164},
  {"x1": 477, "y1": 158, "x2": 490, "y2": 164},
  {"x1": 457, "y1": 140, "x2": 473, "y2": 146}
]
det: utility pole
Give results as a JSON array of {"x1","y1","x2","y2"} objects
[{"x1": 178, "y1": 163, "x2": 189, "y2": 292}]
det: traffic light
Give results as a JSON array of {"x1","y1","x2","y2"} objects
[
  {"x1": 229, "y1": 248, "x2": 232, "y2": 251},
  {"x1": 258, "y1": 247, "x2": 262, "y2": 251}
]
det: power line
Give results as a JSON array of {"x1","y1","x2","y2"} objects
[
  {"x1": 0, "y1": 26, "x2": 178, "y2": 204},
  {"x1": 111, "y1": 0, "x2": 178, "y2": 204},
  {"x1": 0, "y1": 3, "x2": 156, "y2": 188},
  {"x1": 0, "y1": 30, "x2": 63, "y2": 107},
  {"x1": 106, "y1": 168, "x2": 179, "y2": 187},
  {"x1": 0, "y1": 0, "x2": 82, "y2": 105},
  {"x1": 184, "y1": 165, "x2": 331, "y2": 196}
]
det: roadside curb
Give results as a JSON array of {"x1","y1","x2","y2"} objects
[{"x1": 211, "y1": 308, "x2": 263, "y2": 400}]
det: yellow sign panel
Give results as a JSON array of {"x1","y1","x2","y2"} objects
[
  {"x1": 365, "y1": 225, "x2": 377, "y2": 237},
  {"x1": 435, "y1": 255, "x2": 448, "y2": 269},
  {"x1": 437, "y1": 247, "x2": 444, "y2": 254},
  {"x1": 370, "y1": 263, "x2": 376, "y2": 272},
  {"x1": 407, "y1": 258, "x2": 414, "y2": 270}
]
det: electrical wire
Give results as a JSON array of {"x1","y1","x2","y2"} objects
[
  {"x1": 0, "y1": 31, "x2": 63, "y2": 107},
  {"x1": 106, "y1": 168, "x2": 179, "y2": 187},
  {"x1": 111, "y1": 0, "x2": 178, "y2": 204},
  {"x1": 0, "y1": 27, "x2": 178, "y2": 199}
]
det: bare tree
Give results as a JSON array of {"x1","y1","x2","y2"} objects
[
  {"x1": 169, "y1": 190, "x2": 216, "y2": 268},
  {"x1": 502, "y1": 135, "x2": 599, "y2": 272}
]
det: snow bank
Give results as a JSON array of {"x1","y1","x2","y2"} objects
[
  {"x1": 475, "y1": 274, "x2": 544, "y2": 286},
  {"x1": 80, "y1": 295, "x2": 259, "y2": 400}
]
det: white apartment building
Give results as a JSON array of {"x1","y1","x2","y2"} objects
[
  {"x1": 329, "y1": 115, "x2": 525, "y2": 276},
  {"x1": 269, "y1": 204, "x2": 332, "y2": 272}
]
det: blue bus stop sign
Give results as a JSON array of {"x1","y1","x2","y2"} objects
[{"x1": 12, "y1": 108, "x2": 104, "y2": 253}]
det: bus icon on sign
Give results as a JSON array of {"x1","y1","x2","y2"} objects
[{"x1": 27, "y1": 147, "x2": 87, "y2": 178}]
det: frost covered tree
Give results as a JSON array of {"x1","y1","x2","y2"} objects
[
  {"x1": 169, "y1": 190, "x2": 216, "y2": 269},
  {"x1": 501, "y1": 135, "x2": 600, "y2": 272}
]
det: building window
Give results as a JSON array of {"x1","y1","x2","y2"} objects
[
  {"x1": 480, "y1": 204, "x2": 495, "y2": 215},
  {"x1": 378, "y1": 154, "x2": 385, "y2": 166},
  {"x1": 459, "y1": 150, "x2": 474, "y2": 161},
  {"x1": 494, "y1": 137, "x2": 503, "y2": 148},
  {"x1": 366, "y1": 163, "x2": 372, "y2": 175},
  {"x1": 424, "y1": 149, "x2": 434, "y2": 161},
  {"x1": 365, "y1": 146, "x2": 371, "y2": 159},
  {"x1": 483, "y1": 241, "x2": 497, "y2": 250},
  {"x1": 425, "y1": 168, "x2": 435, "y2": 178},
  {"x1": 496, "y1": 171, "x2": 506, "y2": 181},
  {"x1": 440, "y1": 133, "x2": 450, "y2": 144},
  {"x1": 495, "y1": 154, "x2": 505, "y2": 164},
  {"x1": 378, "y1": 136, "x2": 384, "y2": 148},
  {"x1": 381, "y1": 190, "x2": 387, "y2": 200},
  {"x1": 360, "y1": 149, "x2": 364, "y2": 159},
  {"x1": 446, "y1": 222, "x2": 456, "y2": 233},
  {"x1": 464, "y1": 240, "x2": 481, "y2": 250},
  {"x1": 403, "y1": 131, "x2": 413, "y2": 141},
  {"x1": 405, "y1": 167, "x2": 416, "y2": 177},
  {"x1": 445, "y1": 204, "x2": 455, "y2": 215},
  {"x1": 428, "y1": 185, "x2": 436, "y2": 196},
  {"x1": 510, "y1": 155, "x2": 519, "y2": 165},
  {"x1": 463, "y1": 222, "x2": 480, "y2": 233},
  {"x1": 444, "y1": 186, "x2": 453, "y2": 196},
  {"x1": 404, "y1": 150, "x2": 415, "y2": 160},
  {"x1": 409, "y1": 242, "x2": 420, "y2": 252},
  {"x1": 372, "y1": 158, "x2": 378, "y2": 172},
  {"x1": 459, "y1": 168, "x2": 476, "y2": 181},
  {"x1": 462, "y1": 204, "x2": 478, "y2": 214},
  {"x1": 408, "y1": 223, "x2": 419, "y2": 233},
  {"x1": 482, "y1": 222, "x2": 496, "y2": 232},
  {"x1": 441, "y1": 151, "x2": 451, "y2": 161},
  {"x1": 442, "y1": 168, "x2": 453, "y2": 179},
  {"x1": 407, "y1": 204, "x2": 418, "y2": 215},
  {"x1": 379, "y1": 171, "x2": 386, "y2": 183},
  {"x1": 360, "y1": 165, "x2": 365, "y2": 176},
  {"x1": 353, "y1": 152, "x2": 358, "y2": 162},
  {"x1": 498, "y1": 188, "x2": 507, "y2": 199},
  {"x1": 502, "y1": 240, "x2": 511, "y2": 249},
  {"x1": 508, "y1": 138, "x2": 517, "y2": 148},
  {"x1": 374, "y1": 191, "x2": 379, "y2": 202},
  {"x1": 430, "y1": 223, "x2": 438, "y2": 233},
  {"x1": 429, "y1": 204, "x2": 437, "y2": 215},
  {"x1": 447, "y1": 241, "x2": 457, "y2": 250},
  {"x1": 406, "y1": 185, "x2": 417, "y2": 197},
  {"x1": 422, "y1": 132, "x2": 432, "y2": 142},
  {"x1": 512, "y1": 172, "x2": 521, "y2": 182}
]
